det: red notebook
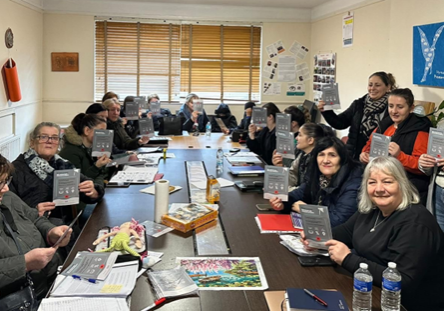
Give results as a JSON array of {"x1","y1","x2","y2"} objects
[{"x1": 257, "y1": 214, "x2": 302, "y2": 232}]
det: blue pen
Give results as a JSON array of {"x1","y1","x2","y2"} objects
[
  {"x1": 72, "y1": 275, "x2": 81, "y2": 280},
  {"x1": 72, "y1": 275, "x2": 98, "y2": 284}
]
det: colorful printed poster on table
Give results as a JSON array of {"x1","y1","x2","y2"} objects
[
  {"x1": 53, "y1": 169, "x2": 80, "y2": 206},
  {"x1": 276, "y1": 113, "x2": 291, "y2": 133},
  {"x1": 427, "y1": 128, "x2": 444, "y2": 159},
  {"x1": 276, "y1": 131, "x2": 295, "y2": 160},
  {"x1": 125, "y1": 102, "x2": 139, "y2": 120},
  {"x1": 251, "y1": 107, "x2": 267, "y2": 127},
  {"x1": 264, "y1": 165, "x2": 289, "y2": 201},
  {"x1": 150, "y1": 101, "x2": 161, "y2": 115},
  {"x1": 133, "y1": 96, "x2": 147, "y2": 109},
  {"x1": 92, "y1": 129, "x2": 114, "y2": 157},
  {"x1": 176, "y1": 257, "x2": 268, "y2": 290},
  {"x1": 139, "y1": 118, "x2": 155, "y2": 137},
  {"x1": 193, "y1": 99, "x2": 203, "y2": 113},
  {"x1": 321, "y1": 83, "x2": 340, "y2": 110},
  {"x1": 299, "y1": 204, "x2": 332, "y2": 250},
  {"x1": 369, "y1": 133, "x2": 391, "y2": 160}
]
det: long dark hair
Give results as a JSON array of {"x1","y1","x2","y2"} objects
[
  {"x1": 71, "y1": 113, "x2": 107, "y2": 136},
  {"x1": 306, "y1": 136, "x2": 357, "y2": 198},
  {"x1": 284, "y1": 106, "x2": 305, "y2": 128},
  {"x1": 262, "y1": 102, "x2": 280, "y2": 122}
]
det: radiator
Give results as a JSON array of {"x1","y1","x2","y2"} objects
[{"x1": 0, "y1": 136, "x2": 20, "y2": 162}]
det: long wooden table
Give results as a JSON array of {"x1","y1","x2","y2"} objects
[
  {"x1": 150, "y1": 132, "x2": 245, "y2": 149},
  {"x1": 65, "y1": 148, "x2": 383, "y2": 311}
]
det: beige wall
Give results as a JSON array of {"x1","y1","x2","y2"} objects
[{"x1": 0, "y1": 0, "x2": 43, "y2": 154}]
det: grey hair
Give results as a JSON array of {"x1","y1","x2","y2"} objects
[
  {"x1": 358, "y1": 156, "x2": 420, "y2": 213},
  {"x1": 185, "y1": 93, "x2": 199, "y2": 104},
  {"x1": 30, "y1": 122, "x2": 61, "y2": 140},
  {"x1": 103, "y1": 98, "x2": 120, "y2": 110}
]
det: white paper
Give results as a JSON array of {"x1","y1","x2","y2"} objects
[
  {"x1": 289, "y1": 41, "x2": 309, "y2": 59},
  {"x1": 38, "y1": 297, "x2": 129, "y2": 311},
  {"x1": 51, "y1": 261, "x2": 138, "y2": 297},
  {"x1": 287, "y1": 83, "x2": 305, "y2": 96},
  {"x1": 266, "y1": 43, "x2": 278, "y2": 58},
  {"x1": 274, "y1": 40, "x2": 286, "y2": 54},
  {"x1": 109, "y1": 167, "x2": 158, "y2": 184},
  {"x1": 217, "y1": 178, "x2": 234, "y2": 187},
  {"x1": 263, "y1": 60, "x2": 278, "y2": 74},
  {"x1": 226, "y1": 152, "x2": 258, "y2": 157},
  {"x1": 139, "y1": 185, "x2": 182, "y2": 195},
  {"x1": 343, "y1": 12, "x2": 354, "y2": 47},
  {"x1": 278, "y1": 55, "x2": 296, "y2": 82},
  {"x1": 295, "y1": 63, "x2": 310, "y2": 82},
  {"x1": 263, "y1": 82, "x2": 282, "y2": 95}
]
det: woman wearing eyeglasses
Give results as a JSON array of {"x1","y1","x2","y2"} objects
[{"x1": 9, "y1": 122, "x2": 105, "y2": 225}]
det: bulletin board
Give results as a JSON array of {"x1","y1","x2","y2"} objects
[{"x1": 313, "y1": 53, "x2": 337, "y2": 104}]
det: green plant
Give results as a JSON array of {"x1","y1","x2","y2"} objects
[{"x1": 430, "y1": 100, "x2": 444, "y2": 128}]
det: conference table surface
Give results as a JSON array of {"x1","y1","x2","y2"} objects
[
  {"x1": 65, "y1": 145, "x2": 383, "y2": 310},
  {"x1": 149, "y1": 132, "x2": 245, "y2": 149}
]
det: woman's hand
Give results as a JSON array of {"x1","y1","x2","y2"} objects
[
  {"x1": 292, "y1": 200, "x2": 305, "y2": 213},
  {"x1": 359, "y1": 152, "x2": 370, "y2": 164},
  {"x1": 79, "y1": 180, "x2": 98, "y2": 199},
  {"x1": 419, "y1": 154, "x2": 438, "y2": 168},
  {"x1": 388, "y1": 142, "x2": 401, "y2": 158},
  {"x1": 191, "y1": 111, "x2": 199, "y2": 122},
  {"x1": 223, "y1": 128, "x2": 230, "y2": 135},
  {"x1": 325, "y1": 239, "x2": 351, "y2": 265},
  {"x1": 121, "y1": 117, "x2": 128, "y2": 126},
  {"x1": 269, "y1": 197, "x2": 284, "y2": 211},
  {"x1": 317, "y1": 100, "x2": 326, "y2": 112},
  {"x1": 139, "y1": 136, "x2": 150, "y2": 145},
  {"x1": 37, "y1": 202, "x2": 56, "y2": 217},
  {"x1": 48, "y1": 225, "x2": 72, "y2": 247},
  {"x1": 146, "y1": 112, "x2": 152, "y2": 119},
  {"x1": 24, "y1": 247, "x2": 58, "y2": 272},
  {"x1": 248, "y1": 124, "x2": 257, "y2": 140},
  {"x1": 272, "y1": 150, "x2": 283, "y2": 167},
  {"x1": 245, "y1": 108, "x2": 253, "y2": 117},
  {"x1": 95, "y1": 154, "x2": 112, "y2": 168}
]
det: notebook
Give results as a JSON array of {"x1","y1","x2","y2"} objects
[
  {"x1": 286, "y1": 288, "x2": 348, "y2": 311},
  {"x1": 256, "y1": 214, "x2": 303, "y2": 233},
  {"x1": 229, "y1": 165, "x2": 265, "y2": 175}
]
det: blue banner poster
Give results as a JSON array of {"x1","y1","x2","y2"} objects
[{"x1": 413, "y1": 22, "x2": 444, "y2": 87}]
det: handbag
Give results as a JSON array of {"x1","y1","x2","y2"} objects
[
  {"x1": 231, "y1": 129, "x2": 248, "y2": 143},
  {"x1": 158, "y1": 116, "x2": 182, "y2": 135},
  {"x1": 0, "y1": 209, "x2": 37, "y2": 311}
]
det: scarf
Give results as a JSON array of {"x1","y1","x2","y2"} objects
[
  {"x1": 23, "y1": 148, "x2": 74, "y2": 188},
  {"x1": 317, "y1": 174, "x2": 331, "y2": 205},
  {"x1": 360, "y1": 93, "x2": 389, "y2": 138}
]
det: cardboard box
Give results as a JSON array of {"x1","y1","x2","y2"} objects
[{"x1": 161, "y1": 203, "x2": 218, "y2": 233}]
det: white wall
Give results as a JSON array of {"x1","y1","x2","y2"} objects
[{"x1": 0, "y1": 0, "x2": 43, "y2": 154}]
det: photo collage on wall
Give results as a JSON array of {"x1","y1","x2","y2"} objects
[{"x1": 313, "y1": 53, "x2": 336, "y2": 104}]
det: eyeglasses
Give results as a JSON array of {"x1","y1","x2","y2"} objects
[
  {"x1": 37, "y1": 135, "x2": 60, "y2": 143},
  {"x1": 0, "y1": 176, "x2": 12, "y2": 189}
]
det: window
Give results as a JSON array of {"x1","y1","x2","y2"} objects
[{"x1": 95, "y1": 21, "x2": 261, "y2": 103}]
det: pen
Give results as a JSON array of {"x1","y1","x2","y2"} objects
[
  {"x1": 304, "y1": 289, "x2": 328, "y2": 307},
  {"x1": 142, "y1": 297, "x2": 167, "y2": 311},
  {"x1": 72, "y1": 275, "x2": 98, "y2": 284}
]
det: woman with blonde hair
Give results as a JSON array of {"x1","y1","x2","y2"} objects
[{"x1": 302, "y1": 156, "x2": 444, "y2": 310}]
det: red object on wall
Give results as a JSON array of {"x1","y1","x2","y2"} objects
[{"x1": 2, "y1": 58, "x2": 21, "y2": 102}]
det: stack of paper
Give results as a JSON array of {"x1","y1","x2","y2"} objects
[
  {"x1": 38, "y1": 297, "x2": 129, "y2": 311},
  {"x1": 109, "y1": 166, "x2": 158, "y2": 184},
  {"x1": 279, "y1": 235, "x2": 328, "y2": 257},
  {"x1": 226, "y1": 156, "x2": 262, "y2": 165}
]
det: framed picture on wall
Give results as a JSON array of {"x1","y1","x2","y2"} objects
[{"x1": 51, "y1": 52, "x2": 79, "y2": 72}]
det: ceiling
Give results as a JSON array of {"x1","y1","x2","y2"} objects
[{"x1": 89, "y1": 0, "x2": 331, "y2": 9}]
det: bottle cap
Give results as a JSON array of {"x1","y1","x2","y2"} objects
[
  {"x1": 359, "y1": 263, "x2": 368, "y2": 269},
  {"x1": 388, "y1": 262, "x2": 397, "y2": 268}
]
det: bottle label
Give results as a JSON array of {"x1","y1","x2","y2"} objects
[
  {"x1": 382, "y1": 278, "x2": 401, "y2": 291},
  {"x1": 354, "y1": 279, "x2": 372, "y2": 292}
]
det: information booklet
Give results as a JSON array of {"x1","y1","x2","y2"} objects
[
  {"x1": 61, "y1": 252, "x2": 118, "y2": 281},
  {"x1": 92, "y1": 129, "x2": 114, "y2": 157},
  {"x1": 369, "y1": 133, "x2": 391, "y2": 159},
  {"x1": 133, "y1": 96, "x2": 147, "y2": 109},
  {"x1": 150, "y1": 100, "x2": 161, "y2": 115},
  {"x1": 215, "y1": 117, "x2": 229, "y2": 133},
  {"x1": 428, "y1": 128, "x2": 444, "y2": 159},
  {"x1": 276, "y1": 131, "x2": 295, "y2": 159},
  {"x1": 124, "y1": 101, "x2": 139, "y2": 120},
  {"x1": 53, "y1": 169, "x2": 80, "y2": 206},
  {"x1": 139, "y1": 117, "x2": 155, "y2": 137},
  {"x1": 299, "y1": 205, "x2": 332, "y2": 250},
  {"x1": 193, "y1": 99, "x2": 204, "y2": 113},
  {"x1": 252, "y1": 107, "x2": 267, "y2": 127},
  {"x1": 263, "y1": 165, "x2": 289, "y2": 201},
  {"x1": 321, "y1": 83, "x2": 340, "y2": 110},
  {"x1": 276, "y1": 113, "x2": 292, "y2": 133}
]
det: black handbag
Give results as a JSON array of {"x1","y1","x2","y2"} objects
[
  {"x1": 0, "y1": 209, "x2": 37, "y2": 311},
  {"x1": 158, "y1": 116, "x2": 182, "y2": 135},
  {"x1": 231, "y1": 129, "x2": 248, "y2": 142}
]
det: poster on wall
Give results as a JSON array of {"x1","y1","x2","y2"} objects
[
  {"x1": 413, "y1": 21, "x2": 444, "y2": 87},
  {"x1": 263, "y1": 82, "x2": 281, "y2": 95},
  {"x1": 342, "y1": 12, "x2": 354, "y2": 47},
  {"x1": 313, "y1": 53, "x2": 336, "y2": 104},
  {"x1": 278, "y1": 55, "x2": 296, "y2": 82},
  {"x1": 289, "y1": 41, "x2": 309, "y2": 59},
  {"x1": 287, "y1": 83, "x2": 305, "y2": 96}
]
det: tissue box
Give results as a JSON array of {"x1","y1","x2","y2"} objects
[{"x1": 161, "y1": 203, "x2": 218, "y2": 233}]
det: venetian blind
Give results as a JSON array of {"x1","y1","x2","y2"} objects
[{"x1": 95, "y1": 21, "x2": 260, "y2": 102}]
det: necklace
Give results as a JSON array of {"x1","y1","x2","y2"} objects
[{"x1": 370, "y1": 210, "x2": 388, "y2": 232}]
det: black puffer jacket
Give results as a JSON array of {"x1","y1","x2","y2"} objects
[
  {"x1": 107, "y1": 119, "x2": 140, "y2": 150},
  {"x1": 322, "y1": 94, "x2": 389, "y2": 160},
  {"x1": 9, "y1": 153, "x2": 105, "y2": 222}
]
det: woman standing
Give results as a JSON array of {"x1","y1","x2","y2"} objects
[{"x1": 319, "y1": 72, "x2": 396, "y2": 160}]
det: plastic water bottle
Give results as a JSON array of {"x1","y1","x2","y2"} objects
[
  {"x1": 216, "y1": 147, "x2": 224, "y2": 175},
  {"x1": 381, "y1": 262, "x2": 401, "y2": 311},
  {"x1": 352, "y1": 263, "x2": 372, "y2": 311},
  {"x1": 206, "y1": 121, "x2": 212, "y2": 137},
  {"x1": 192, "y1": 122, "x2": 199, "y2": 136}
]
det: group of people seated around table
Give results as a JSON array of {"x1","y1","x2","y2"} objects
[{"x1": 1, "y1": 71, "x2": 444, "y2": 310}]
